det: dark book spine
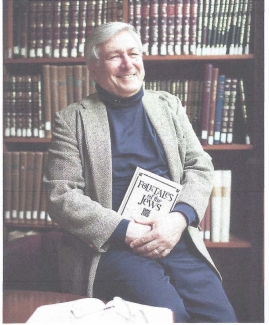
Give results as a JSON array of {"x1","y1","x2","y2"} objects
[
  {"x1": 3, "y1": 77, "x2": 11, "y2": 137},
  {"x1": 60, "y1": 1, "x2": 71, "y2": 58},
  {"x1": 85, "y1": 1, "x2": 96, "y2": 38},
  {"x1": 237, "y1": 0, "x2": 248, "y2": 55},
  {"x1": 4, "y1": 152, "x2": 12, "y2": 222},
  {"x1": 182, "y1": 0, "x2": 190, "y2": 55},
  {"x1": 25, "y1": 152, "x2": 35, "y2": 223},
  {"x1": 243, "y1": 0, "x2": 252, "y2": 54},
  {"x1": 15, "y1": 76, "x2": 23, "y2": 137},
  {"x1": 102, "y1": 0, "x2": 108, "y2": 24},
  {"x1": 31, "y1": 75, "x2": 40, "y2": 138},
  {"x1": 77, "y1": 1, "x2": 87, "y2": 57},
  {"x1": 159, "y1": 0, "x2": 168, "y2": 55},
  {"x1": 53, "y1": 1, "x2": 62, "y2": 58},
  {"x1": 28, "y1": 1, "x2": 37, "y2": 58},
  {"x1": 19, "y1": 0, "x2": 28, "y2": 58},
  {"x1": 35, "y1": 1, "x2": 44, "y2": 58},
  {"x1": 226, "y1": 78, "x2": 238, "y2": 144},
  {"x1": 220, "y1": 78, "x2": 232, "y2": 143},
  {"x1": 128, "y1": 0, "x2": 135, "y2": 25},
  {"x1": 195, "y1": 0, "x2": 204, "y2": 55},
  {"x1": 208, "y1": 67, "x2": 219, "y2": 145},
  {"x1": 228, "y1": 0, "x2": 240, "y2": 54},
  {"x1": 11, "y1": 152, "x2": 20, "y2": 223},
  {"x1": 233, "y1": 0, "x2": 244, "y2": 54},
  {"x1": 19, "y1": 152, "x2": 27, "y2": 222},
  {"x1": 189, "y1": 0, "x2": 198, "y2": 54},
  {"x1": 201, "y1": 0, "x2": 210, "y2": 55},
  {"x1": 117, "y1": 0, "x2": 123, "y2": 21},
  {"x1": 211, "y1": 0, "x2": 221, "y2": 55},
  {"x1": 20, "y1": 75, "x2": 29, "y2": 137},
  {"x1": 215, "y1": 0, "x2": 227, "y2": 54},
  {"x1": 222, "y1": 0, "x2": 235, "y2": 55},
  {"x1": 43, "y1": 1, "x2": 53, "y2": 58},
  {"x1": 13, "y1": 0, "x2": 21, "y2": 58},
  {"x1": 95, "y1": 0, "x2": 103, "y2": 26},
  {"x1": 149, "y1": 0, "x2": 159, "y2": 55},
  {"x1": 24, "y1": 75, "x2": 33, "y2": 138},
  {"x1": 134, "y1": 0, "x2": 142, "y2": 38},
  {"x1": 141, "y1": 0, "x2": 150, "y2": 55},
  {"x1": 32, "y1": 152, "x2": 44, "y2": 223},
  {"x1": 205, "y1": 0, "x2": 215, "y2": 55},
  {"x1": 174, "y1": 0, "x2": 183, "y2": 55},
  {"x1": 200, "y1": 63, "x2": 213, "y2": 145},
  {"x1": 167, "y1": 0, "x2": 175, "y2": 55},
  {"x1": 69, "y1": 1, "x2": 80, "y2": 58}
]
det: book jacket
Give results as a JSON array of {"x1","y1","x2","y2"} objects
[{"x1": 118, "y1": 167, "x2": 182, "y2": 219}]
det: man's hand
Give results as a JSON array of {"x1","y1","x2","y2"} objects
[
  {"x1": 129, "y1": 212, "x2": 187, "y2": 258},
  {"x1": 125, "y1": 221, "x2": 152, "y2": 245}
]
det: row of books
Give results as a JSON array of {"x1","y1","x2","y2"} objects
[
  {"x1": 3, "y1": 64, "x2": 251, "y2": 145},
  {"x1": 129, "y1": 0, "x2": 253, "y2": 56},
  {"x1": 10, "y1": 0, "x2": 123, "y2": 59},
  {"x1": 200, "y1": 169, "x2": 232, "y2": 242},
  {"x1": 3, "y1": 151, "x2": 55, "y2": 226}
]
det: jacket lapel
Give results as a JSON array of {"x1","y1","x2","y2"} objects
[{"x1": 79, "y1": 94, "x2": 112, "y2": 208}]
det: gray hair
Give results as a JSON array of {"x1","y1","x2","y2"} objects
[{"x1": 85, "y1": 22, "x2": 143, "y2": 64}]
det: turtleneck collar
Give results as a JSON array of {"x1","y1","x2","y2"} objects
[{"x1": 96, "y1": 83, "x2": 144, "y2": 109}]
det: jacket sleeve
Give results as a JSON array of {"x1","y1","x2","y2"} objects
[{"x1": 43, "y1": 109, "x2": 124, "y2": 253}]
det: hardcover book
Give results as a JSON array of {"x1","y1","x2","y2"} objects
[{"x1": 118, "y1": 167, "x2": 182, "y2": 219}]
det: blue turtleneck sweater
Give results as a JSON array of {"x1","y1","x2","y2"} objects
[{"x1": 96, "y1": 85, "x2": 198, "y2": 244}]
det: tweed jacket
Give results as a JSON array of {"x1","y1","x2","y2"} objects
[{"x1": 44, "y1": 89, "x2": 219, "y2": 297}]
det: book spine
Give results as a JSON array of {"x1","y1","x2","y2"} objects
[
  {"x1": 210, "y1": 170, "x2": 222, "y2": 242},
  {"x1": 50, "y1": 65, "x2": 59, "y2": 125},
  {"x1": 220, "y1": 170, "x2": 232, "y2": 242},
  {"x1": 228, "y1": 0, "x2": 240, "y2": 54},
  {"x1": 213, "y1": 74, "x2": 226, "y2": 144},
  {"x1": 204, "y1": 198, "x2": 211, "y2": 240},
  {"x1": 167, "y1": 0, "x2": 175, "y2": 55},
  {"x1": 222, "y1": 0, "x2": 235, "y2": 55},
  {"x1": 189, "y1": 0, "x2": 198, "y2": 55},
  {"x1": 182, "y1": 0, "x2": 190, "y2": 55},
  {"x1": 58, "y1": 66, "x2": 68, "y2": 111},
  {"x1": 42, "y1": 65, "x2": 52, "y2": 138},
  {"x1": 102, "y1": 0, "x2": 108, "y2": 24},
  {"x1": 66, "y1": 66, "x2": 75, "y2": 105},
  {"x1": 174, "y1": 0, "x2": 183, "y2": 55},
  {"x1": 32, "y1": 152, "x2": 44, "y2": 223},
  {"x1": 239, "y1": 78, "x2": 251, "y2": 144},
  {"x1": 205, "y1": 0, "x2": 216, "y2": 55},
  {"x1": 159, "y1": 0, "x2": 168, "y2": 55},
  {"x1": 195, "y1": 0, "x2": 203, "y2": 55},
  {"x1": 12, "y1": 0, "x2": 21, "y2": 58},
  {"x1": 18, "y1": 152, "x2": 27, "y2": 222},
  {"x1": 3, "y1": 152, "x2": 12, "y2": 223},
  {"x1": 220, "y1": 78, "x2": 232, "y2": 144},
  {"x1": 31, "y1": 75, "x2": 40, "y2": 138},
  {"x1": 85, "y1": 1, "x2": 96, "y2": 38},
  {"x1": 95, "y1": 0, "x2": 103, "y2": 26},
  {"x1": 53, "y1": 1, "x2": 62, "y2": 58},
  {"x1": 226, "y1": 78, "x2": 238, "y2": 144},
  {"x1": 39, "y1": 152, "x2": 48, "y2": 225},
  {"x1": 19, "y1": 0, "x2": 28, "y2": 58},
  {"x1": 141, "y1": 0, "x2": 150, "y2": 55},
  {"x1": 128, "y1": 0, "x2": 135, "y2": 25},
  {"x1": 134, "y1": 0, "x2": 142, "y2": 38},
  {"x1": 215, "y1": 0, "x2": 226, "y2": 54},
  {"x1": 15, "y1": 76, "x2": 23, "y2": 137},
  {"x1": 243, "y1": 0, "x2": 252, "y2": 54},
  {"x1": 3, "y1": 78, "x2": 11, "y2": 137},
  {"x1": 43, "y1": 1, "x2": 53, "y2": 58},
  {"x1": 11, "y1": 152, "x2": 20, "y2": 223},
  {"x1": 69, "y1": 1, "x2": 80, "y2": 58},
  {"x1": 4, "y1": 0, "x2": 13, "y2": 59},
  {"x1": 117, "y1": 0, "x2": 123, "y2": 21},
  {"x1": 28, "y1": 1, "x2": 37, "y2": 58},
  {"x1": 201, "y1": 0, "x2": 210, "y2": 55},
  {"x1": 60, "y1": 1, "x2": 71, "y2": 58},
  {"x1": 25, "y1": 152, "x2": 35, "y2": 223},
  {"x1": 77, "y1": 1, "x2": 88, "y2": 57},
  {"x1": 24, "y1": 75, "x2": 33, "y2": 138},
  {"x1": 233, "y1": 0, "x2": 244, "y2": 54},
  {"x1": 208, "y1": 67, "x2": 219, "y2": 145},
  {"x1": 211, "y1": 0, "x2": 221, "y2": 55},
  {"x1": 200, "y1": 63, "x2": 213, "y2": 145},
  {"x1": 73, "y1": 65, "x2": 83, "y2": 102},
  {"x1": 35, "y1": 1, "x2": 44, "y2": 58},
  {"x1": 149, "y1": 0, "x2": 159, "y2": 55},
  {"x1": 237, "y1": 0, "x2": 248, "y2": 55}
]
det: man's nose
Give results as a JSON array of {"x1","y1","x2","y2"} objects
[{"x1": 120, "y1": 54, "x2": 133, "y2": 68}]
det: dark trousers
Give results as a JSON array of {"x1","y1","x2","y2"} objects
[{"x1": 93, "y1": 231, "x2": 237, "y2": 323}]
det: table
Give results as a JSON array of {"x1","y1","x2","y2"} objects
[{"x1": 3, "y1": 290, "x2": 86, "y2": 323}]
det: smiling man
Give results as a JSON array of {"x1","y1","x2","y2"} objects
[{"x1": 44, "y1": 22, "x2": 237, "y2": 323}]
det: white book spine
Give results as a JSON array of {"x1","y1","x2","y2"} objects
[
  {"x1": 211, "y1": 170, "x2": 222, "y2": 242},
  {"x1": 220, "y1": 170, "x2": 232, "y2": 242}
]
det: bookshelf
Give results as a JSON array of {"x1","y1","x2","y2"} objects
[{"x1": 2, "y1": 0, "x2": 264, "y2": 322}]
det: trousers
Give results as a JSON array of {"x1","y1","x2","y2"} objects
[{"x1": 93, "y1": 231, "x2": 237, "y2": 323}]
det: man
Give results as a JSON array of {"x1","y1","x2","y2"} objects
[{"x1": 44, "y1": 22, "x2": 237, "y2": 322}]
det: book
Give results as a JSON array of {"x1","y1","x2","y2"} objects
[
  {"x1": 27, "y1": 296, "x2": 174, "y2": 323},
  {"x1": 159, "y1": 0, "x2": 168, "y2": 55},
  {"x1": 77, "y1": 1, "x2": 88, "y2": 57},
  {"x1": 226, "y1": 78, "x2": 238, "y2": 144},
  {"x1": 3, "y1": 152, "x2": 12, "y2": 223},
  {"x1": 58, "y1": 66, "x2": 68, "y2": 110},
  {"x1": 228, "y1": 0, "x2": 240, "y2": 54},
  {"x1": 141, "y1": 0, "x2": 150, "y2": 55},
  {"x1": 195, "y1": 0, "x2": 203, "y2": 55},
  {"x1": 220, "y1": 78, "x2": 232, "y2": 144},
  {"x1": 220, "y1": 170, "x2": 232, "y2": 242},
  {"x1": 11, "y1": 152, "x2": 20, "y2": 223},
  {"x1": 149, "y1": 0, "x2": 159, "y2": 55},
  {"x1": 118, "y1": 167, "x2": 182, "y2": 220},
  {"x1": 174, "y1": 0, "x2": 183, "y2": 55},
  {"x1": 205, "y1": 0, "x2": 216, "y2": 55},
  {"x1": 210, "y1": 0, "x2": 221, "y2": 54},
  {"x1": 201, "y1": 0, "x2": 210, "y2": 55},
  {"x1": 18, "y1": 152, "x2": 28, "y2": 222},
  {"x1": 213, "y1": 74, "x2": 226, "y2": 144},
  {"x1": 39, "y1": 152, "x2": 48, "y2": 224},
  {"x1": 32, "y1": 152, "x2": 44, "y2": 223},
  {"x1": 28, "y1": 1, "x2": 37, "y2": 58},
  {"x1": 182, "y1": 0, "x2": 190, "y2": 55},
  {"x1": 189, "y1": 0, "x2": 198, "y2": 55},
  {"x1": 237, "y1": 0, "x2": 249, "y2": 54},
  {"x1": 167, "y1": 0, "x2": 175, "y2": 55},
  {"x1": 200, "y1": 63, "x2": 213, "y2": 145},
  {"x1": 52, "y1": 1, "x2": 62, "y2": 58},
  {"x1": 203, "y1": 197, "x2": 211, "y2": 240},
  {"x1": 25, "y1": 152, "x2": 35, "y2": 223},
  {"x1": 210, "y1": 170, "x2": 222, "y2": 242},
  {"x1": 43, "y1": 1, "x2": 53, "y2": 58},
  {"x1": 69, "y1": 1, "x2": 80, "y2": 58},
  {"x1": 35, "y1": 1, "x2": 44, "y2": 58},
  {"x1": 42, "y1": 65, "x2": 52, "y2": 138},
  {"x1": 60, "y1": 1, "x2": 71, "y2": 58},
  {"x1": 207, "y1": 67, "x2": 219, "y2": 145},
  {"x1": 243, "y1": 0, "x2": 252, "y2": 54}
]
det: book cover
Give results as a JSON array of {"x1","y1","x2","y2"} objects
[
  {"x1": 182, "y1": 0, "x2": 190, "y2": 55},
  {"x1": 243, "y1": 0, "x2": 252, "y2": 54},
  {"x1": 149, "y1": 0, "x2": 159, "y2": 55},
  {"x1": 205, "y1": 0, "x2": 216, "y2": 55},
  {"x1": 43, "y1": 1, "x2": 53, "y2": 58},
  {"x1": 228, "y1": 0, "x2": 240, "y2": 54},
  {"x1": 77, "y1": 1, "x2": 88, "y2": 57},
  {"x1": 189, "y1": 0, "x2": 198, "y2": 55},
  {"x1": 27, "y1": 1, "x2": 37, "y2": 58},
  {"x1": 220, "y1": 78, "x2": 232, "y2": 144},
  {"x1": 134, "y1": 0, "x2": 142, "y2": 38},
  {"x1": 69, "y1": 1, "x2": 80, "y2": 58},
  {"x1": 200, "y1": 63, "x2": 213, "y2": 145},
  {"x1": 35, "y1": 1, "x2": 44, "y2": 58},
  {"x1": 215, "y1": 0, "x2": 227, "y2": 54},
  {"x1": 39, "y1": 152, "x2": 48, "y2": 224},
  {"x1": 159, "y1": 0, "x2": 168, "y2": 55},
  {"x1": 18, "y1": 152, "x2": 28, "y2": 222},
  {"x1": 237, "y1": 0, "x2": 248, "y2": 55},
  {"x1": 233, "y1": 0, "x2": 244, "y2": 54},
  {"x1": 167, "y1": 0, "x2": 175, "y2": 55},
  {"x1": 201, "y1": 0, "x2": 210, "y2": 55},
  {"x1": 141, "y1": 0, "x2": 150, "y2": 55},
  {"x1": 207, "y1": 67, "x2": 219, "y2": 145},
  {"x1": 60, "y1": 1, "x2": 71, "y2": 58},
  {"x1": 195, "y1": 0, "x2": 203, "y2": 55},
  {"x1": 11, "y1": 152, "x2": 20, "y2": 223},
  {"x1": 25, "y1": 152, "x2": 35, "y2": 223},
  {"x1": 118, "y1": 167, "x2": 182, "y2": 220},
  {"x1": 52, "y1": 1, "x2": 62, "y2": 58},
  {"x1": 222, "y1": 0, "x2": 235, "y2": 54},
  {"x1": 211, "y1": 0, "x2": 221, "y2": 54},
  {"x1": 226, "y1": 78, "x2": 238, "y2": 144},
  {"x1": 42, "y1": 65, "x2": 52, "y2": 138}
]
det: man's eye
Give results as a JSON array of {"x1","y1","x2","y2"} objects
[{"x1": 109, "y1": 55, "x2": 119, "y2": 60}]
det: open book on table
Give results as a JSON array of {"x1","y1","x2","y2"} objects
[{"x1": 27, "y1": 296, "x2": 174, "y2": 323}]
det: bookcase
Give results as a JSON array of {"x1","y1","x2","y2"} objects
[{"x1": 2, "y1": 0, "x2": 264, "y2": 322}]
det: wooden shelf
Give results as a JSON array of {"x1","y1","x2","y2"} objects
[
  {"x1": 4, "y1": 137, "x2": 52, "y2": 143},
  {"x1": 3, "y1": 54, "x2": 254, "y2": 65},
  {"x1": 4, "y1": 222, "x2": 59, "y2": 230},
  {"x1": 205, "y1": 236, "x2": 251, "y2": 249}
]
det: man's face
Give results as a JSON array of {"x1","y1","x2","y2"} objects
[{"x1": 89, "y1": 31, "x2": 145, "y2": 98}]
